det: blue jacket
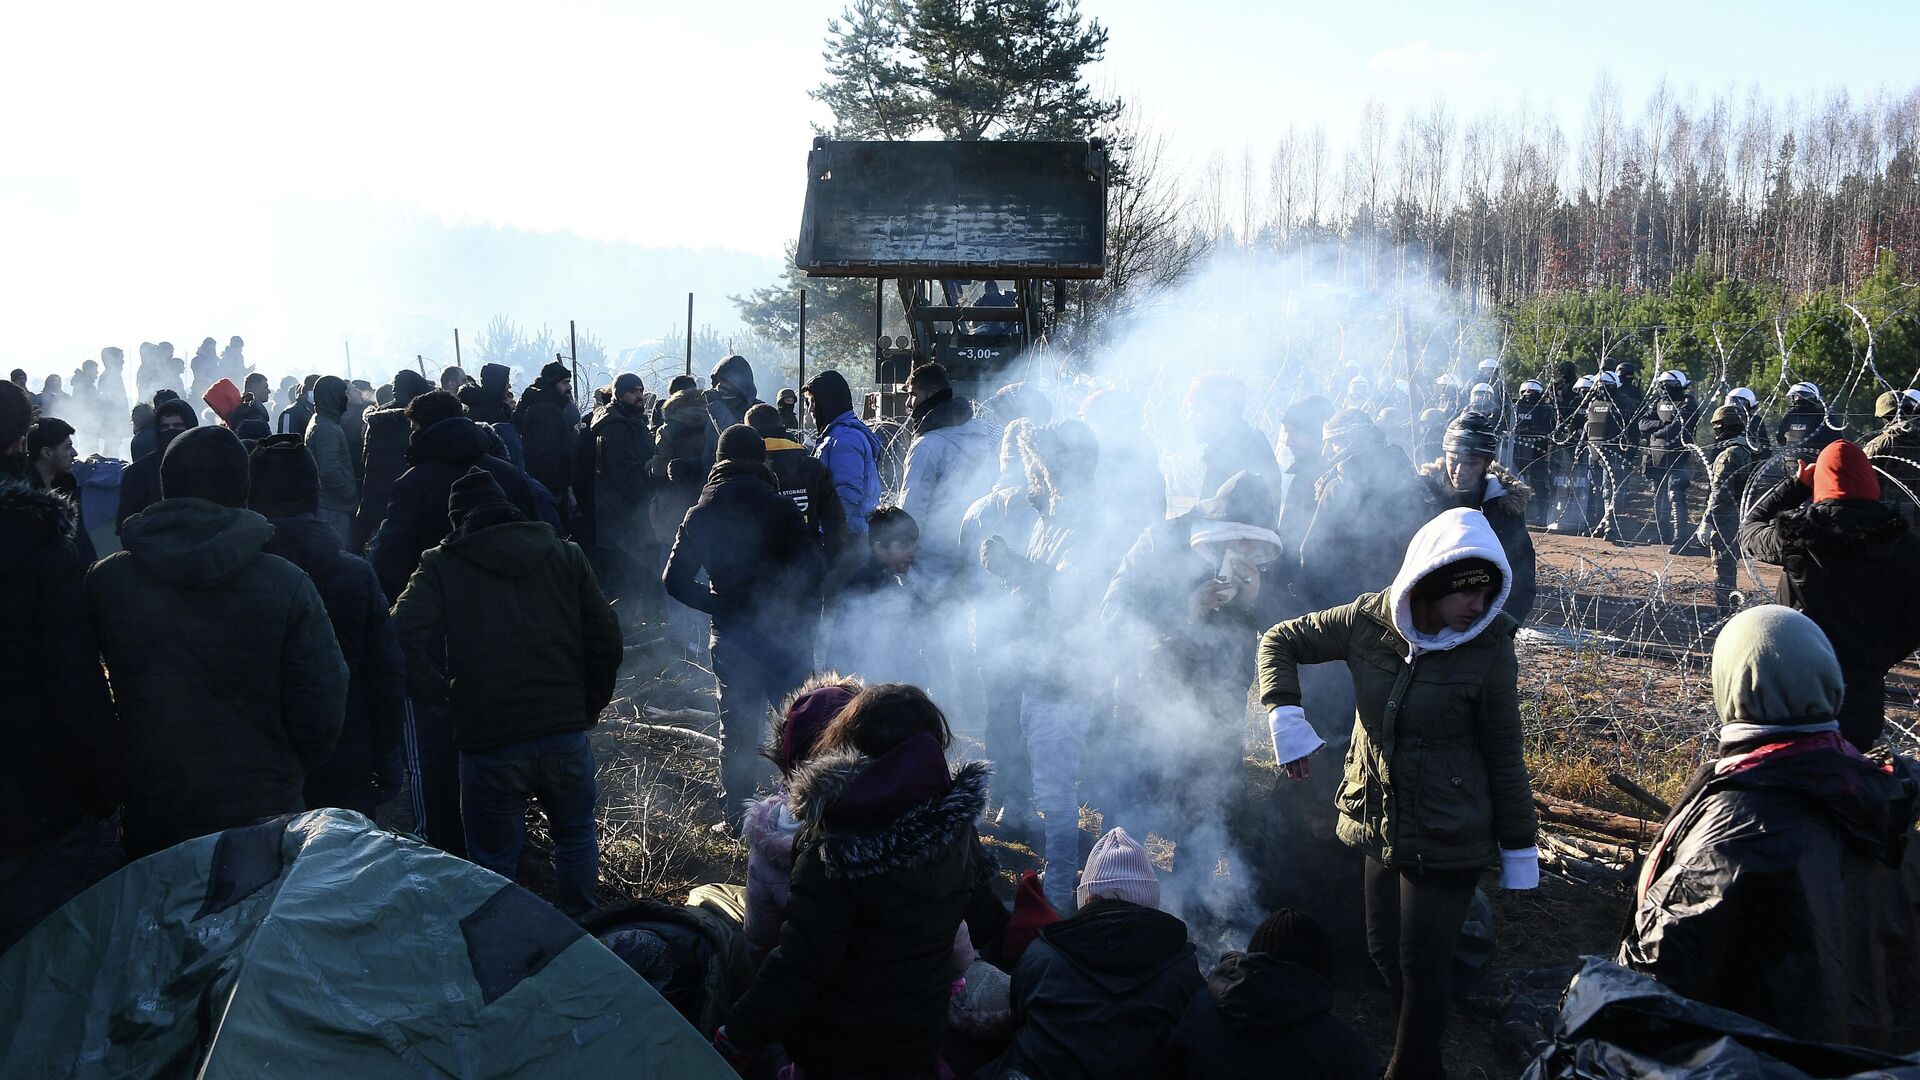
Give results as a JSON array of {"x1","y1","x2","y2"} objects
[{"x1": 815, "y1": 411, "x2": 882, "y2": 535}]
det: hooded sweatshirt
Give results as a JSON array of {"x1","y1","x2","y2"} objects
[
  {"x1": 1386, "y1": 506, "x2": 1513, "y2": 659},
  {"x1": 306, "y1": 376, "x2": 358, "y2": 513}
]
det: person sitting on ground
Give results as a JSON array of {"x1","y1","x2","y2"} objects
[
  {"x1": 1618, "y1": 604, "x2": 1920, "y2": 1052},
  {"x1": 985, "y1": 826, "x2": 1203, "y2": 1080},
  {"x1": 741, "y1": 673, "x2": 862, "y2": 963},
  {"x1": 390, "y1": 468, "x2": 622, "y2": 916},
  {"x1": 826, "y1": 505, "x2": 929, "y2": 687},
  {"x1": 87, "y1": 426, "x2": 347, "y2": 856},
  {"x1": 1738, "y1": 439, "x2": 1920, "y2": 751},
  {"x1": 1165, "y1": 906, "x2": 1376, "y2": 1079},
  {"x1": 717, "y1": 684, "x2": 991, "y2": 1078}
]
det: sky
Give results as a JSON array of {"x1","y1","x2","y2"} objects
[{"x1": 2, "y1": 0, "x2": 1915, "y2": 383}]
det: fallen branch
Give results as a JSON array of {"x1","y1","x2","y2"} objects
[
  {"x1": 606, "y1": 717, "x2": 724, "y2": 746},
  {"x1": 1533, "y1": 793, "x2": 1657, "y2": 841},
  {"x1": 642, "y1": 705, "x2": 720, "y2": 724},
  {"x1": 1606, "y1": 773, "x2": 1672, "y2": 817}
]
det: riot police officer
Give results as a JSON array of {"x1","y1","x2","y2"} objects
[
  {"x1": 1639, "y1": 370, "x2": 1702, "y2": 544},
  {"x1": 1513, "y1": 380, "x2": 1556, "y2": 525},
  {"x1": 1724, "y1": 387, "x2": 1771, "y2": 457},
  {"x1": 1775, "y1": 381, "x2": 1838, "y2": 458}
]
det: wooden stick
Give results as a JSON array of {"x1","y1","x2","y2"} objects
[{"x1": 1534, "y1": 793, "x2": 1657, "y2": 840}]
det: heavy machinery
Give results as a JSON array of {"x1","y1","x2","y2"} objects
[{"x1": 796, "y1": 137, "x2": 1109, "y2": 418}]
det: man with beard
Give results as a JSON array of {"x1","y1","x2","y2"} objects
[{"x1": 511, "y1": 360, "x2": 577, "y2": 510}]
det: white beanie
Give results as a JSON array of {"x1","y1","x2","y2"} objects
[{"x1": 1076, "y1": 827, "x2": 1160, "y2": 911}]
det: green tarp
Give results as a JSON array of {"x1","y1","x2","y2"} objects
[{"x1": 0, "y1": 809, "x2": 731, "y2": 1078}]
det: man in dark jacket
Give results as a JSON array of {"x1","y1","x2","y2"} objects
[
  {"x1": 306, "y1": 375, "x2": 359, "y2": 544},
  {"x1": 703, "y1": 354, "x2": 760, "y2": 470},
  {"x1": 275, "y1": 373, "x2": 318, "y2": 435},
  {"x1": 592, "y1": 372, "x2": 659, "y2": 631},
  {"x1": 392, "y1": 468, "x2": 622, "y2": 915},
  {"x1": 511, "y1": 360, "x2": 577, "y2": 510},
  {"x1": 1271, "y1": 395, "x2": 1334, "y2": 608},
  {"x1": 350, "y1": 368, "x2": 431, "y2": 552},
  {"x1": 1699, "y1": 405, "x2": 1760, "y2": 615},
  {"x1": 989, "y1": 828, "x2": 1203, "y2": 1079},
  {"x1": 0, "y1": 382, "x2": 123, "y2": 952},
  {"x1": 1619, "y1": 605, "x2": 1920, "y2": 1052},
  {"x1": 458, "y1": 362, "x2": 514, "y2": 424},
  {"x1": 747, "y1": 403, "x2": 846, "y2": 567},
  {"x1": 368, "y1": 390, "x2": 541, "y2": 603},
  {"x1": 1297, "y1": 407, "x2": 1433, "y2": 610},
  {"x1": 663, "y1": 425, "x2": 822, "y2": 803},
  {"x1": 1187, "y1": 373, "x2": 1284, "y2": 503},
  {"x1": 251, "y1": 436, "x2": 407, "y2": 817},
  {"x1": 87, "y1": 426, "x2": 348, "y2": 856},
  {"x1": 1738, "y1": 439, "x2": 1920, "y2": 750},
  {"x1": 1165, "y1": 907, "x2": 1375, "y2": 1079},
  {"x1": 115, "y1": 397, "x2": 197, "y2": 530},
  {"x1": 1418, "y1": 412, "x2": 1538, "y2": 625}
]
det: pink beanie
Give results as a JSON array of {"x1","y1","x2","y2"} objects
[{"x1": 1076, "y1": 827, "x2": 1160, "y2": 910}]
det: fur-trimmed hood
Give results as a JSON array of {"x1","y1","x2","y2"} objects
[
  {"x1": 0, "y1": 472, "x2": 78, "y2": 573},
  {"x1": 743, "y1": 792, "x2": 802, "y2": 875},
  {"x1": 785, "y1": 733, "x2": 991, "y2": 880},
  {"x1": 1419, "y1": 458, "x2": 1534, "y2": 516}
]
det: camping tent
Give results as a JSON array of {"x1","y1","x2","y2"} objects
[{"x1": 0, "y1": 809, "x2": 730, "y2": 1078}]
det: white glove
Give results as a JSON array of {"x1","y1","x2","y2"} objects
[
  {"x1": 1500, "y1": 847, "x2": 1540, "y2": 890},
  {"x1": 1267, "y1": 705, "x2": 1325, "y2": 765}
]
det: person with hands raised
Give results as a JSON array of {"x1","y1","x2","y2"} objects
[{"x1": 1257, "y1": 507, "x2": 1538, "y2": 1080}]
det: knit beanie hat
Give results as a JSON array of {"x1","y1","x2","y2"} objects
[
  {"x1": 1811, "y1": 439, "x2": 1879, "y2": 503},
  {"x1": 447, "y1": 466, "x2": 510, "y2": 529},
  {"x1": 613, "y1": 372, "x2": 643, "y2": 396},
  {"x1": 1248, "y1": 907, "x2": 1333, "y2": 980},
  {"x1": 1412, "y1": 556, "x2": 1503, "y2": 603},
  {"x1": 539, "y1": 360, "x2": 571, "y2": 387},
  {"x1": 715, "y1": 424, "x2": 766, "y2": 465},
  {"x1": 161, "y1": 426, "x2": 251, "y2": 507},
  {"x1": 406, "y1": 389, "x2": 465, "y2": 429},
  {"x1": 1076, "y1": 827, "x2": 1159, "y2": 911},
  {"x1": 235, "y1": 418, "x2": 274, "y2": 444},
  {"x1": 777, "y1": 685, "x2": 855, "y2": 771},
  {"x1": 1711, "y1": 605, "x2": 1844, "y2": 733},
  {"x1": 247, "y1": 434, "x2": 320, "y2": 518},
  {"x1": 1321, "y1": 407, "x2": 1375, "y2": 442},
  {"x1": 1000, "y1": 870, "x2": 1061, "y2": 964}
]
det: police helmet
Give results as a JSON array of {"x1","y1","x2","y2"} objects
[
  {"x1": 1518, "y1": 380, "x2": 1545, "y2": 398},
  {"x1": 1788, "y1": 381, "x2": 1822, "y2": 404},
  {"x1": 1574, "y1": 375, "x2": 1596, "y2": 391},
  {"x1": 1726, "y1": 387, "x2": 1758, "y2": 409},
  {"x1": 1597, "y1": 370, "x2": 1621, "y2": 387}
]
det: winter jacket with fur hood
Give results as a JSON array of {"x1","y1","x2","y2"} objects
[
  {"x1": 1259, "y1": 508, "x2": 1538, "y2": 869},
  {"x1": 0, "y1": 473, "x2": 120, "y2": 857},
  {"x1": 1418, "y1": 458, "x2": 1537, "y2": 625},
  {"x1": 988, "y1": 899, "x2": 1203, "y2": 1080},
  {"x1": 88, "y1": 498, "x2": 347, "y2": 855},
  {"x1": 740, "y1": 792, "x2": 803, "y2": 960},
  {"x1": 727, "y1": 732, "x2": 990, "y2": 1074}
]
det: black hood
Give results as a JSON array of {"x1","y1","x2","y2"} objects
[
  {"x1": 313, "y1": 376, "x2": 349, "y2": 421},
  {"x1": 805, "y1": 369, "x2": 854, "y2": 431},
  {"x1": 480, "y1": 363, "x2": 510, "y2": 394},
  {"x1": 392, "y1": 369, "x2": 431, "y2": 407},
  {"x1": 1205, "y1": 952, "x2": 1336, "y2": 1032},
  {"x1": 262, "y1": 513, "x2": 342, "y2": 573},
  {"x1": 1039, "y1": 901, "x2": 1196, "y2": 991},
  {"x1": 710, "y1": 354, "x2": 757, "y2": 404},
  {"x1": 406, "y1": 416, "x2": 491, "y2": 466},
  {"x1": 0, "y1": 473, "x2": 76, "y2": 575}
]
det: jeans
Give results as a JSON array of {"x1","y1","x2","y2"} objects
[
  {"x1": 1363, "y1": 857, "x2": 1480, "y2": 1080},
  {"x1": 1021, "y1": 694, "x2": 1091, "y2": 913},
  {"x1": 459, "y1": 730, "x2": 599, "y2": 916}
]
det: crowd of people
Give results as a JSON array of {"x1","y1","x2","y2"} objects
[{"x1": 3, "y1": 341, "x2": 1918, "y2": 1078}]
